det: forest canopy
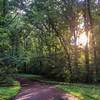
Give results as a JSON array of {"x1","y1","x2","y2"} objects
[{"x1": 0, "y1": 0, "x2": 100, "y2": 83}]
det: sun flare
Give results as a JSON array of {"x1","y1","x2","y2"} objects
[{"x1": 77, "y1": 32, "x2": 88, "y2": 46}]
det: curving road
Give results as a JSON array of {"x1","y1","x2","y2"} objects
[{"x1": 14, "y1": 78, "x2": 78, "y2": 100}]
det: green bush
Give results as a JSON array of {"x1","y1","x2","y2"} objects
[{"x1": 0, "y1": 76, "x2": 15, "y2": 86}]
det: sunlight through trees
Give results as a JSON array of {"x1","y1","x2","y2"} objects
[{"x1": 0, "y1": 0, "x2": 100, "y2": 83}]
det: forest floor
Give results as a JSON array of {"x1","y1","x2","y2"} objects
[{"x1": 14, "y1": 77, "x2": 78, "y2": 100}]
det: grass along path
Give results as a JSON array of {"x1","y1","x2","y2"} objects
[
  {"x1": 0, "y1": 81, "x2": 20, "y2": 100},
  {"x1": 56, "y1": 84, "x2": 100, "y2": 100}
]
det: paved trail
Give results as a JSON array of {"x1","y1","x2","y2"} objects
[{"x1": 14, "y1": 78, "x2": 78, "y2": 100}]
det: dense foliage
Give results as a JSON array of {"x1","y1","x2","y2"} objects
[{"x1": 0, "y1": 0, "x2": 100, "y2": 83}]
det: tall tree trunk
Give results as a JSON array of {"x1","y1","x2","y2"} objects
[
  {"x1": 86, "y1": 0, "x2": 98, "y2": 82},
  {"x1": 70, "y1": 20, "x2": 79, "y2": 82},
  {"x1": 83, "y1": 0, "x2": 97, "y2": 82},
  {"x1": 83, "y1": 0, "x2": 90, "y2": 83},
  {"x1": 2, "y1": 0, "x2": 7, "y2": 17},
  {"x1": 2, "y1": 0, "x2": 8, "y2": 26}
]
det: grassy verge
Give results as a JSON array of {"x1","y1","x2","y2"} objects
[
  {"x1": 56, "y1": 84, "x2": 100, "y2": 100},
  {"x1": 15, "y1": 74, "x2": 100, "y2": 100},
  {"x1": 0, "y1": 81, "x2": 20, "y2": 100}
]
